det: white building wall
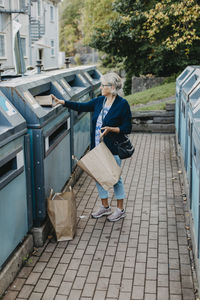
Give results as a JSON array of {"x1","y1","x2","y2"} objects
[
  {"x1": 30, "y1": 0, "x2": 60, "y2": 70},
  {"x1": 0, "y1": 12, "x2": 13, "y2": 68},
  {"x1": 0, "y1": 0, "x2": 60, "y2": 73}
]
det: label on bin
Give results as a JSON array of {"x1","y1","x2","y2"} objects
[
  {"x1": 24, "y1": 91, "x2": 40, "y2": 109},
  {"x1": 0, "y1": 96, "x2": 16, "y2": 116}
]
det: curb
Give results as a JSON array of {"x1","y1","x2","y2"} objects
[{"x1": 0, "y1": 234, "x2": 33, "y2": 298}]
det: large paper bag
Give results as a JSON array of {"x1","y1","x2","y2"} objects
[
  {"x1": 77, "y1": 142, "x2": 121, "y2": 190},
  {"x1": 47, "y1": 188, "x2": 76, "y2": 241}
]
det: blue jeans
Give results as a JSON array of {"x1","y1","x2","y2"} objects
[{"x1": 96, "y1": 155, "x2": 125, "y2": 199}]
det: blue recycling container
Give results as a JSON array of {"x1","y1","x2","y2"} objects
[
  {"x1": 191, "y1": 119, "x2": 200, "y2": 255},
  {"x1": 180, "y1": 68, "x2": 200, "y2": 168},
  {"x1": 176, "y1": 66, "x2": 198, "y2": 143},
  {"x1": 0, "y1": 91, "x2": 29, "y2": 268},
  {"x1": 0, "y1": 73, "x2": 72, "y2": 226},
  {"x1": 186, "y1": 85, "x2": 200, "y2": 195},
  {"x1": 79, "y1": 65, "x2": 101, "y2": 98},
  {"x1": 49, "y1": 68, "x2": 93, "y2": 161}
]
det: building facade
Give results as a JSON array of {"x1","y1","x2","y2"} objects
[{"x1": 0, "y1": 0, "x2": 60, "y2": 73}]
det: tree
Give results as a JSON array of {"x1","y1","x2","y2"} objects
[
  {"x1": 82, "y1": 0, "x2": 117, "y2": 44},
  {"x1": 59, "y1": 0, "x2": 84, "y2": 56},
  {"x1": 89, "y1": 0, "x2": 200, "y2": 94}
]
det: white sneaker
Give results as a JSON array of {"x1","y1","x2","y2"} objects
[
  {"x1": 107, "y1": 208, "x2": 126, "y2": 222},
  {"x1": 91, "y1": 205, "x2": 112, "y2": 219}
]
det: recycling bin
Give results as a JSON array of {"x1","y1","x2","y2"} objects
[
  {"x1": 176, "y1": 66, "x2": 197, "y2": 143},
  {"x1": 79, "y1": 65, "x2": 101, "y2": 98},
  {"x1": 180, "y1": 68, "x2": 200, "y2": 168},
  {"x1": 0, "y1": 73, "x2": 72, "y2": 226},
  {"x1": 186, "y1": 85, "x2": 200, "y2": 195},
  {"x1": 0, "y1": 91, "x2": 29, "y2": 268},
  {"x1": 50, "y1": 68, "x2": 93, "y2": 161},
  {"x1": 191, "y1": 119, "x2": 200, "y2": 255}
]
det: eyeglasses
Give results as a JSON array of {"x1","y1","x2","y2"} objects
[{"x1": 101, "y1": 84, "x2": 112, "y2": 88}]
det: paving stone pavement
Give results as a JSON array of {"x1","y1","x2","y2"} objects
[{"x1": 2, "y1": 133, "x2": 198, "y2": 300}]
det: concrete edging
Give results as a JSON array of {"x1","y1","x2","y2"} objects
[
  {"x1": 175, "y1": 135, "x2": 199, "y2": 291},
  {"x1": 0, "y1": 234, "x2": 34, "y2": 297}
]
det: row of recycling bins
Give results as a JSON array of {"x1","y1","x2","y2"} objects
[
  {"x1": 176, "y1": 66, "x2": 200, "y2": 261},
  {"x1": 0, "y1": 65, "x2": 101, "y2": 268}
]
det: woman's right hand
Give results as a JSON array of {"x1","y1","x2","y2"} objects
[{"x1": 51, "y1": 94, "x2": 65, "y2": 106}]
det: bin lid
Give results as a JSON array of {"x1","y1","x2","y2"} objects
[
  {"x1": 189, "y1": 83, "x2": 200, "y2": 112},
  {"x1": 47, "y1": 68, "x2": 92, "y2": 100},
  {"x1": 0, "y1": 91, "x2": 26, "y2": 147},
  {"x1": 0, "y1": 73, "x2": 70, "y2": 128},
  {"x1": 176, "y1": 66, "x2": 199, "y2": 87},
  {"x1": 79, "y1": 65, "x2": 101, "y2": 89},
  {"x1": 182, "y1": 68, "x2": 200, "y2": 101}
]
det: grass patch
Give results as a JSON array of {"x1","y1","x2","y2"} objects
[
  {"x1": 134, "y1": 103, "x2": 166, "y2": 111},
  {"x1": 134, "y1": 99, "x2": 175, "y2": 111},
  {"x1": 126, "y1": 81, "x2": 175, "y2": 106}
]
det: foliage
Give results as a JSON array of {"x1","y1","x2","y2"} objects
[
  {"x1": 82, "y1": 0, "x2": 117, "y2": 44},
  {"x1": 89, "y1": 0, "x2": 200, "y2": 93},
  {"x1": 59, "y1": 0, "x2": 84, "y2": 56},
  {"x1": 144, "y1": 0, "x2": 200, "y2": 52},
  {"x1": 59, "y1": 0, "x2": 200, "y2": 94}
]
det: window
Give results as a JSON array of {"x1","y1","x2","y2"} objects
[
  {"x1": 50, "y1": 6, "x2": 54, "y2": 22},
  {"x1": 21, "y1": 37, "x2": 26, "y2": 57},
  {"x1": 0, "y1": 34, "x2": 5, "y2": 57},
  {"x1": 50, "y1": 40, "x2": 55, "y2": 56},
  {"x1": 0, "y1": 13, "x2": 3, "y2": 31},
  {"x1": 19, "y1": 0, "x2": 26, "y2": 10},
  {"x1": 0, "y1": 0, "x2": 4, "y2": 8}
]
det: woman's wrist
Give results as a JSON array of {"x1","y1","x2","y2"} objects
[{"x1": 112, "y1": 127, "x2": 120, "y2": 133}]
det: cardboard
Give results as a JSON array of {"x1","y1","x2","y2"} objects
[{"x1": 77, "y1": 142, "x2": 122, "y2": 190}]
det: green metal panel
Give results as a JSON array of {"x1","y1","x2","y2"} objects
[
  {"x1": 74, "y1": 113, "x2": 90, "y2": 160},
  {"x1": 44, "y1": 133, "x2": 71, "y2": 197}
]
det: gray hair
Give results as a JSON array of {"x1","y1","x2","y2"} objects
[{"x1": 101, "y1": 72, "x2": 122, "y2": 95}]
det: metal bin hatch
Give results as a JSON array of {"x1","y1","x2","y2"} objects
[
  {"x1": 179, "y1": 68, "x2": 200, "y2": 168},
  {"x1": 0, "y1": 91, "x2": 28, "y2": 268},
  {"x1": 0, "y1": 73, "x2": 72, "y2": 226},
  {"x1": 51, "y1": 69, "x2": 93, "y2": 161},
  {"x1": 79, "y1": 65, "x2": 101, "y2": 98},
  {"x1": 191, "y1": 119, "x2": 200, "y2": 256},
  {"x1": 176, "y1": 66, "x2": 198, "y2": 143}
]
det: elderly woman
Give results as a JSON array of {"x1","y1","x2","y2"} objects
[{"x1": 51, "y1": 72, "x2": 132, "y2": 222}]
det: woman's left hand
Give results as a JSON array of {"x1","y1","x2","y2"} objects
[{"x1": 100, "y1": 126, "x2": 120, "y2": 138}]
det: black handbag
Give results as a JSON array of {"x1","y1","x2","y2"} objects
[{"x1": 117, "y1": 135, "x2": 135, "y2": 159}]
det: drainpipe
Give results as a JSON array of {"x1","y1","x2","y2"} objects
[{"x1": 28, "y1": 0, "x2": 32, "y2": 66}]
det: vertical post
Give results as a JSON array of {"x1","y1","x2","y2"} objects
[
  {"x1": 65, "y1": 57, "x2": 70, "y2": 68},
  {"x1": 36, "y1": 59, "x2": 42, "y2": 74},
  {"x1": 0, "y1": 63, "x2": 4, "y2": 81},
  {"x1": 28, "y1": 0, "x2": 32, "y2": 66}
]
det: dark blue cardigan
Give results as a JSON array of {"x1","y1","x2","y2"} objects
[{"x1": 64, "y1": 95, "x2": 132, "y2": 155}]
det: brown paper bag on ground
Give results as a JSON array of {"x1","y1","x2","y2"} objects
[
  {"x1": 47, "y1": 188, "x2": 76, "y2": 241},
  {"x1": 77, "y1": 142, "x2": 121, "y2": 190}
]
